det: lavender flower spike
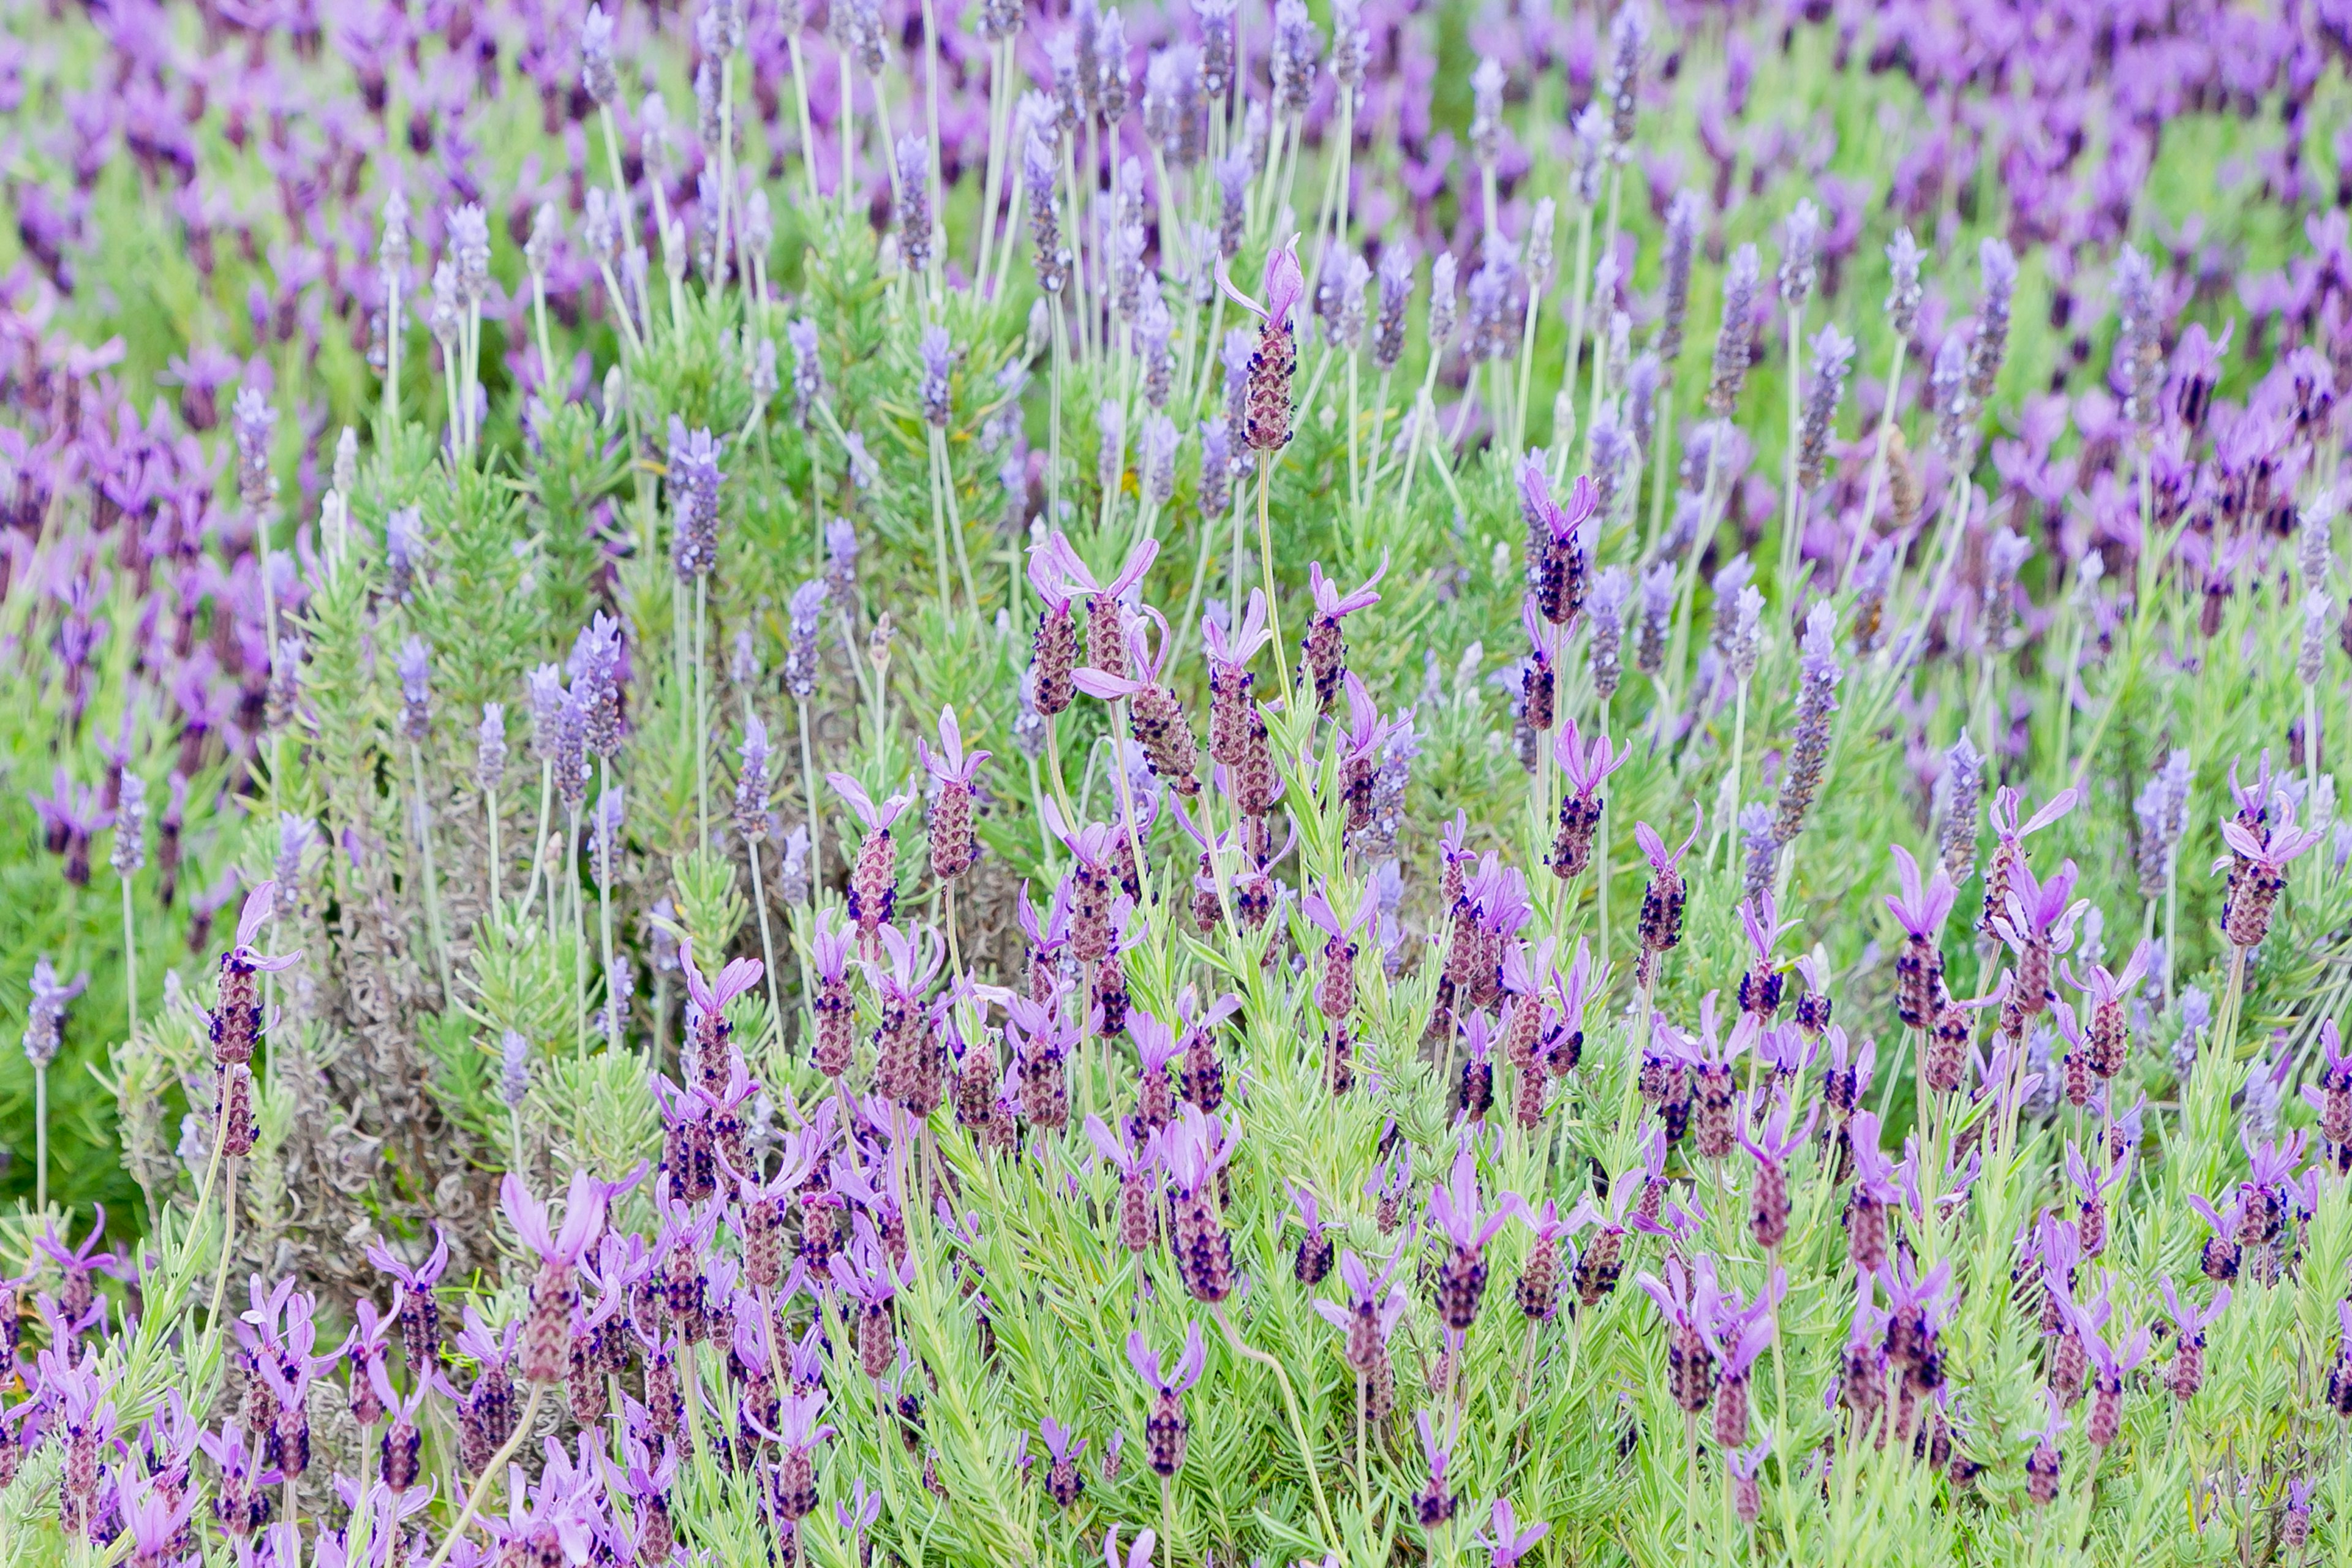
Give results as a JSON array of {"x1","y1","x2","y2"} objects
[{"x1": 1218, "y1": 234, "x2": 1306, "y2": 452}]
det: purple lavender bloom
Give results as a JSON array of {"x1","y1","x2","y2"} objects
[
  {"x1": 475, "y1": 704, "x2": 508, "y2": 795},
  {"x1": 1706, "y1": 244, "x2": 1760, "y2": 416},
  {"x1": 581, "y1": 4, "x2": 618, "y2": 104},
  {"x1": 785, "y1": 579, "x2": 828, "y2": 699},
  {"x1": 1427, "y1": 1136, "x2": 1513, "y2": 1333},
  {"x1": 667, "y1": 420, "x2": 726, "y2": 581},
  {"x1": 395, "y1": 637, "x2": 432, "y2": 743},
  {"x1": 1777, "y1": 200, "x2": 1820, "y2": 312},
  {"x1": 918, "y1": 325, "x2": 953, "y2": 430},
  {"x1": 232, "y1": 388, "x2": 277, "y2": 512},
  {"x1": 21, "y1": 957, "x2": 88, "y2": 1069},
  {"x1": 1477, "y1": 1497, "x2": 1550, "y2": 1568}
]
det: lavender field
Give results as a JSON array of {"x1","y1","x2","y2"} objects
[{"x1": 0, "y1": 0, "x2": 2347, "y2": 1560}]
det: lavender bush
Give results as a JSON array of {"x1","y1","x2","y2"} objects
[{"x1": 3, "y1": 0, "x2": 2352, "y2": 1562}]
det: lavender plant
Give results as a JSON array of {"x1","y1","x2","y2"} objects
[{"x1": 4, "y1": 0, "x2": 2352, "y2": 1564}]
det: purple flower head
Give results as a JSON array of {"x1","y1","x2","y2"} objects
[
  {"x1": 1084, "y1": 1114, "x2": 1158, "y2": 1177},
  {"x1": 1042, "y1": 1417, "x2": 1088, "y2": 1464},
  {"x1": 1991, "y1": 856, "x2": 2087, "y2": 954},
  {"x1": 1105, "y1": 1526, "x2": 1158, "y2": 1568},
  {"x1": 1989, "y1": 783, "x2": 2079, "y2": 847},
  {"x1": 1203, "y1": 589, "x2": 1273, "y2": 668},
  {"x1": 829, "y1": 1213, "x2": 916, "y2": 1306},
  {"x1": 1302, "y1": 881, "x2": 1374, "y2": 943},
  {"x1": 364, "y1": 1225, "x2": 450, "y2": 1294},
  {"x1": 1885, "y1": 845, "x2": 1958, "y2": 938},
  {"x1": 1125, "y1": 1322, "x2": 1206, "y2": 1395},
  {"x1": 1428, "y1": 1136, "x2": 1514, "y2": 1253},
  {"x1": 828, "y1": 771, "x2": 913, "y2": 832},
  {"x1": 1738, "y1": 1097, "x2": 1819, "y2": 1167},
  {"x1": 2080, "y1": 1309, "x2": 2151, "y2": 1381},
  {"x1": 1311, "y1": 1246, "x2": 1410, "y2": 1351},
  {"x1": 919, "y1": 707, "x2": 990, "y2": 787},
  {"x1": 1218, "y1": 233, "x2": 1306, "y2": 331},
  {"x1": 1479, "y1": 1497, "x2": 1551, "y2": 1568},
  {"x1": 500, "y1": 1168, "x2": 608, "y2": 1267},
  {"x1": 1415, "y1": 1407, "x2": 1452, "y2": 1484},
  {"x1": 1634, "y1": 1253, "x2": 1722, "y2": 1336},
  {"x1": 2160, "y1": 1278, "x2": 2230, "y2": 1338},
  {"x1": 1553, "y1": 715, "x2": 1627, "y2": 791},
  {"x1": 1306, "y1": 558, "x2": 1387, "y2": 622},
  {"x1": 1846, "y1": 1112, "x2": 1901, "y2": 1202},
  {"x1": 1162, "y1": 1104, "x2": 1237, "y2": 1197},
  {"x1": 1635, "y1": 814, "x2": 1701, "y2": 875},
  {"x1": 679, "y1": 940, "x2": 763, "y2": 1025},
  {"x1": 1708, "y1": 1291, "x2": 1779, "y2": 1382},
  {"x1": 1074, "y1": 608, "x2": 1185, "y2": 701},
  {"x1": 21, "y1": 957, "x2": 88, "y2": 1069},
  {"x1": 1032, "y1": 530, "x2": 1159, "y2": 612}
]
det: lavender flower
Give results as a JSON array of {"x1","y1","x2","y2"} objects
[
  {"x1": 1967, "y1": 236, "x2": 2017, "y2": 403},
  {"x1": 2133, "y1": 747, "x2": 2192, "y2": 898},
  {"x1": 22, "y1": 957, "x2": 87, "y2": 1069},
  {"x1": 1777, "y1": 200, "x2": 1820, "y2": 313},
  {"x1": 1936, "y1": 731, "x2": 1982, "y2": 884},
  {"x1": 394, "y1": 637, "x2": 432, "y2": 743},
  {"x1": 1705, "y1": 244, "x2": 1760, "y2": 416},
  {"x1": 1220, "y1": 237, "x2": 1305, "y2": 452},
  {"x1": 1469, "y1": 58, "x2": 1506, "y2": 167},
  {"x1": 475, "y1": 704, "x2": 508, "y2": 794},
  {"x1": 111, "y1": 774, "x2": 145, "y2": 876},
  {"x1": 1024, "y1": 133, "x2": 1071, "y2": 296},
  {"x1": 1770, "y1": 603, "x2": 1842, "y2": 848},
  {"x1": 1126, "y1": 1323, "x2": 1205, "y2": 1474},
  {"x1": 1885, "y1": 227, "x2": 1924, "y2": 342},
  {"x1": 1657, "y1": 191, "x2": 1700, "y2": 366},
  {"x1": 919, "y1": 325, "x2": 952, "y2": 429},
  {"x1": 1797, "y1": 325, "x2": 1855, "y2": 489},
  {"x1": 581, "y1": 5, "x2": 618, "y2": 104},
  {"x1": 232, "y1": 388, "x2": 277, "y2": 513},
  {"x1": 1271, "y1": 0, "x2": 1318, "y2": 113},
  {"x1": 500, "y1": 1028, "x2": 531, "y2": 1109},
  {"x1": 734, "y1": 718, "x2": 771, "y2": 846},
  {"x1": 2115, "y1": 244, "x2": 2164, "y2": 434},
  {"x1": 894, "y1": 135, "x2": 932, "y2": 277},
  {"x1": 667, "y1": 420, "x2": 726, "y2": 581}
]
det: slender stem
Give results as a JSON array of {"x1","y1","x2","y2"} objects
[
  {"x1": 1355, "y1": 1370, "x2": 1370, "y2": 1517},
  {"x1": 927, "y1": 423, "x2": 955, "y2": 604},
  {"x1": 410, "y1": 742, "x2": 451, "y2": 999},
  {"x1": 786, "y1": 35, "x2": 822, "y2": 210},
  {"x1": 1212, "y1": 1302, "x2": 1338, "y2": 1550},
  {"x1": 597, "y1": 756, "x2": 615, "y2": 1040},
  {"x1": 568, "y1": 802, "x2": 587, "y2": 1063},
  {"x1": 486, "y1": 784, "x2": 502, "y2": 915},
  {"x1": 749, "y1": 845, "x2": 785, "y2": 1054},
  {"x1": 1839, "y1": 336, "x2": 1909, "y2": 592},
  {"x1": 1778, "y1": 303, "x2": 1804, "y2": 598},
  {"x1": 520, "y1": 761, "x2": 554, "y2": 928},
  {"x1": 205, "y1": 1160, "x2": 239, "y2": 1347},
  {"x1": 696, "y1": 575, "x2": 712, "y2": 853},
  {"x1": 421, "y1": 1385, "x2": 548, "y2": 1568},
  {"x1": 974, "y1": 37, "x2": 1010, "y2": 286},
  {"x1": 121, "y1": 875, "x2": 138, "y2": 1046},
  {"x1": 33, "y1": 1065, "x2": 47, "y2": 1212},
  {"x1": 839, "y1": 54, "x2": 856, "y2": 222},
  {"x1": 1256, "y1": 456, "x2": 1291, "y2": 701},
  {"x1": 1596, "y1": 692, "x2": 1613, "y2": 960}
]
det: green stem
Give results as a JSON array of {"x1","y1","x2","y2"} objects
[
  {"x1": 1212, "y1": 1302, "x2": 1338, "y2": 1551},
  {"x1": 421, "y1": 1385, "x2": 548, "y2": 1568}
]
